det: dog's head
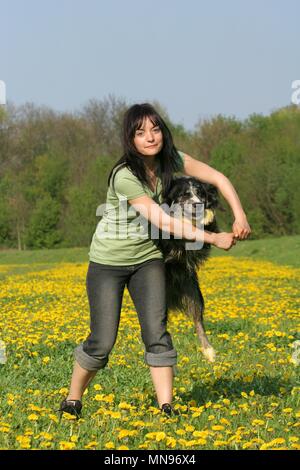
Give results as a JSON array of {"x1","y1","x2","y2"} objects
[{"x1": 163, "y1": 176, "x2": 219, "y2": 227}]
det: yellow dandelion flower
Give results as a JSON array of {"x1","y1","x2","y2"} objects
[
  {"x1": 16, "y1": 436, "x2": 31, "y2": 449},
  {"x1": 259, "y1": 443, "x2": 269, "y2": 450},
  {"x1": 105, "y1": 442, "x2": 115, "y2": 449},
  {"x1": 185, "y1": 425, "x2": 195, "y2": 432},
  {"x1": 48, "y1": 414, "x2": 59, "y2": 423},
  {"x1": 0, "y1": 426, "x2": 10, "y2": 433},
  {"x1": 118, "y1": 402, "x2": 132, "y2": 410},
  {"x1": 271, "y1": 438, "x2": 286, "y2": 445},
  {"x1": 138, "y1": 443, "x2": 150, "y2": 449},
  {"x1": 59, "y1": 441, "x2": 76, "y2": 450},
  {"x1": 28, "y1": 404, "x2": 42, "y2": 412},
  {"x1": 118, "y1": 430, "x2": 138, "y2": 439},
  {"x1": 260, "y1": 438, "x2": 286, "y2": 450},
  {"x1": 104, "y1": 394, "x2": 115, "y2": 403},
  {"x1": 85, "y1": 441, "x2": 98, "y2": 449},
  {"x1": 93, "y1": 384, "x2": 102, "y2": 391},
  {"x1": 110, "y1": 411, "x2": 121, "y2": 419},
  {"x1": 27, "y1": 414, "x2": 39, "y2": 421},
  {"x1": 118, "y1": 430, "x2": 130, "y2": 439},
  {"x1": 181, "y1": 357, "x2": 190, "y2": 363},
  {"x1": 220, "y1": 418, "x2": 230, "y2": 426},
  {"x1": 40, "y1": 442, "x2": 52, "y2": 449},
  {"x1": 185, "y1": 439, "x2": 200, "y2": 447},
  {"x1": 39, "y1": 432, "x2": 53, "y2": 441},
  {"x1": 62, "y1": 413, "x2": 77, "y2": 421},
  {"x1": 173, "y1": 404, "x2": 181, "y2": 411},
  {"x1": 212, "y1": 425, "x2": 225, "y2": 431},
  {"x1": 94, "y1": 394, "x2": 104, "y2": 401},
  {"x1": 145, "y1": 432, "x2": 157, "y2": 440},
  {"x1": 178, "y1": 438, "x2": 188, "y2": 446},
  {"x1": 292, "y1": 444, "x2": 300, "y2": 450},
  {"x1": 242, "y1": 442, "x2": 254, "y2": 449},
  {"x1": 166, "y1": 437, "x2": 177, "y2": 448},
  {"x1": 196, "y1": 438, "x2": 207, "y2": 446},
  {"x1": 252, "y1": 419, "x2": 265, "y2": 426},
  {"x1": 214, "y1": 440, "x2": 228, "y2": 447},
  {"x1": 238, "y1": 403, "x2": 249, "y2": 410},
  {"x1": 193, "y1": 430, "x2": 210, "y2": 439},
  {"x1": 148, "y1": 406, "x2": 161, "y2": 415},
  {"x1": 131, "y1": 421, "x2": 145, "y2": 427}
]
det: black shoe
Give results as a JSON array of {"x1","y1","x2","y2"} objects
[
  {"x1": 160, "y1": 403, "x2": 179, "y2": 416},
  {"x1": 57, "y1": 398, "x2": 82, "y2": 419}
]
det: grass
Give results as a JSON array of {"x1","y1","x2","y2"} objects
[
  {"x1": 0, "y1": 235, "x2": 299, "y2": 450},
  {"x1": 0, "y1": 234, "x2": 299, "y2": 268},
  {"x1": 211, "y1": 234, "x2": 300, "y2": 269}
]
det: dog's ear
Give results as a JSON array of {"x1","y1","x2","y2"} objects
[{"x1": 168, "y1": 175, "x2": 180, "y2": 189}]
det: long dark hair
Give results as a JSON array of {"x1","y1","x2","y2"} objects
[{"x1": 107, "y1": 103, "x2": 183, "y2": 200}]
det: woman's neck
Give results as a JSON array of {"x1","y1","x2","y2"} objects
[{"x1": 144, "y1": 155, "x2": 158, "y2": 172}]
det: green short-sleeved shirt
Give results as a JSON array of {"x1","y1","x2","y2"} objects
[{"x1": 88, "y1": 150, "x2": 185, "y2": 265}]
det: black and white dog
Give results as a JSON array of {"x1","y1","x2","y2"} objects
[{"x1": 156, "y1": 176, "x2": 221, "y2": 363}]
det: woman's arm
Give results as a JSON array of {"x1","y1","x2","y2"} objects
[
  {"x1": 181, "y1": 153, "x2": 252, "y2": 240},
  {"x1": 128, "y1": 195, "x2": 236, "y2": 250}
]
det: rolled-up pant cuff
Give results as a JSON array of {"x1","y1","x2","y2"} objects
[
  {"x1": 145, "y1": 348, "x2": 177, "y2": 367},
  {"x1": 74, "y1": 343, "x2": 108, "y2": 371}
]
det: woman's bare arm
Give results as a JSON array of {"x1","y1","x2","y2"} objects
[
  {"x1": 127, "y1": 195, "x2": 235, "y2": 249},
  {"x1": 181, "y1": 153, "x2": 251, "y2": 239}
]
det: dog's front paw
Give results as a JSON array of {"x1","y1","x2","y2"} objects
[{"x1": 202, "y1": 346, "x2": 216, "y2": 363}]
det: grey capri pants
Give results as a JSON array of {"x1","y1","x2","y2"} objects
[{"x1": 74, "y1": 258, "x2": 177, "y2": 371}]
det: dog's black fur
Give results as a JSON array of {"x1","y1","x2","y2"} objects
[{"x1": 155, "y1": 176, "x2": 221, "y2": 362}]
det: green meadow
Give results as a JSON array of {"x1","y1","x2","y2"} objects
[{"x1": 0, "y1": 235, "x2": 299, "y2": 450}]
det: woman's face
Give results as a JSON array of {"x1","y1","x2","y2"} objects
[{"x1": 133, "y1": 117, "x2": 163, "y2": 156}]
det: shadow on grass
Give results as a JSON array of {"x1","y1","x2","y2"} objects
[
  {"x1": 204, "y1": 319, "x2": 253, "y2": 333},
  {"x1": 179, "y1": 375, "x2": 294, "y2": 405}
]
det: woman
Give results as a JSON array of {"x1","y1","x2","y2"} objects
[{"x1": 58, "y1": 103, "x2": 251, "y2": 418}]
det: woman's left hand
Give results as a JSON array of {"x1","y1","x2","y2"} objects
[{"x1": 232, "y1": 215, "x2": 252, "y2": 240}]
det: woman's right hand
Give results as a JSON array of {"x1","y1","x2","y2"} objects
[{"x1": 213, "y1": 232, "x2": 237, "y2": 251}]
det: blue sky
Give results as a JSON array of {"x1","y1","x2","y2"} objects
[{"x1": 1, "y1": 0, "x2": 299, "y2": 129}]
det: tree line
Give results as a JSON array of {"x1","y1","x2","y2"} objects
[{"x1": 0, "y1": 96, "x2": 299, "y2": 250}]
